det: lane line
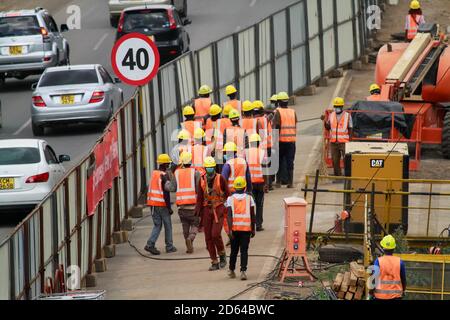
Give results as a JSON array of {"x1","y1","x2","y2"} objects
[
  {"x1": 13, "y1": 119, "x2": 31, "y2": 136},
  {"x1": 94, "y1": 33, "x2": 109, "y2": 51}
]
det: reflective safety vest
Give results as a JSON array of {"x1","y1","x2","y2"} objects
[
  {"x1": 223, "y1": 99, "x2": 242, "y2": 115},
  {"x1": 278, "y1": 108, "x2": 297, "y2": 143},
  {"x1": 329, "y1": 111, "x2": 350, "y2": 143},
  {"x1": 374, "y1": 256, "x2": 403, "y2": 300},
  {"x1": 230, "y1": 194, "x2": 252, "y2": 232},
  {"x1": 194, "y1": 98, "x2": 212, "y2": 121},
  {"x1": 175, "y1": 167, "x2": 197, "y2": 206},
  {"x1": 245, "y1": 147, "x2": 265, "y2": 184},
  {"x1": 205, "y1": 117, "x2": 232, "y2": 146},
  {"x1": 182, "y1": 120, "x2": 203, "y2": 139},
  {"x1": 366, "y1": 94, "x2": 383, "y2": 101},
  {"x1": 241, "y1": 118, "x2": 258, "y2": 136},
  {"x1": 147, "y1": 170, "x2": 166, "y2": 207},
  {"x1": 257, "y1": 116, "x2": 273, "y2": 149},
  {"x1": 226, "y1": 157, "x2": 248, "y2": 192},
  {"x1": 225, "y1": 126, "x2": 246, "y2": 156},
  {"x1": 200, "y1": 174, "x2": 226, "y2": 208},
  {"x1": 406, "y1": 14, "x2": 423, "y2": 40},
  {"x1": 192, "y1": 144, "x2": 209, "y2": 174}
]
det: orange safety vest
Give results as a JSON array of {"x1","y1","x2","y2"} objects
[
  {"x1": 225, "y1": 126, "x2": 246, "y2": 155},
  {"x1": 224, "y1": 99, "x2": 242, "y2": 114},
  {"x1": 147, "y1": 170, "x2": 166, "y2": 207},
  {"x1": 278, "y1": 108, "x2": 297, "y2": 143},
  {"x1": 241, "y1": 118, "x2": 258, "y2": 136},
  {"x1": 406, "y1": 14, "x2": 422, "y2": 40},
  {"x1": 329, "y1": 111, "x2": 350, "y2": 143},
  {"x1": 194, "y1": 98, "x2": 212, "y2": 121},
  {"x1": 182, "y1": 120, "x2": 203, "y2": 138},
  {"x1": 200, "y1": 174, "x2": 226, "y2": 208},
  {"x1": 226, "y1": 157, "x2": 247, "y2": 192},
  {"x1": 374, "y1": 256, "x2": 403, "y2": 300},
  {"x1": 257, "y1": 116, "x2": 273, "y2": 149},
  {"x1": 230, "y1": 195, "x2": 252, "y2": 232},
  {"x1": 192, "y1": 144, "x2": 209, "y2": 171},
  {"x1": 246, "y1": 147, "x2": 265, "y2": 184},
  {"x1": 175, "y1": 167, "x2": 197, "y2": 206}
]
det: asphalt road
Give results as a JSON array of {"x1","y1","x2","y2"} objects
[{"x1": 0, "y1": 0, "x2": 297, "y2": 241}]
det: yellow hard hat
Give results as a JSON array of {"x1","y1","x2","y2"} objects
[
  {"x1": 228, "y1": 108, "x2": 240, "y2": 120},
  {"x1": 410, "y1": 0, "x2": 420, "y2": 10},
  {"x1": 203, "y1": 156, "x2": 216, "y2": 168},
  {"x1": 226, "y1": 85, "x2": 237, "y2": 96},
  {"x1": 157, "y1": 154, "x2": 172, "y2": 164},
  {"x1": 369, "y1": 83, "x2": 381, "y2": 93},
  {"x1": 198, "y1": 85, "x2": 212, "y2": 95},
  {"x1": 194, "y1": 127, "x2": 206, "y2": 140},
  {"x1": 223, "y1": 142, "x2": 238, "y2": 152},
  {"x1": 253, "y1": 100, "x2": 264, "y2": 110},
  {"x1": 277, "y1": 92, "x2": 289, "y2": 101},
  {"x1": 333, "y1": 97, "x2": 345, "y2": 107},
  {"x1": 242, "y1": 100, "x2": 255, "y2": 112},
  {"x1": 270, "y1": 94, "x2": 278, "y2": 102},
  {"x1": 179, "y1": 151, "x2": 192, "y2": 165},
  {"x1": 380, "y1": 235, "x2": 396, "y2": 250},
  {"x1": 209, "y1": 104, "x2": 222, "y2": 116},
  {"x1": 177, "y1": 129, "x2": 191, "y2": 140},
  {"x1": 233, "y1": 176, "x2": 247, "y2": 190},
  {"x1": 249, "y1": 133, "x2": 262, "y2": 143},
  {"x1": 183, "y1": 105, "x2": 195, "y2": 116},
  {"x1": 223, "y1": 104, "x2": 233, "y2": 116}
]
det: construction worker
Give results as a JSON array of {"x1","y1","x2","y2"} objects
[
  {"x1": 223, "y1": 85, "x2": 242, "y2": 115},
  {"x1": 205, "y1": 104, "x2": 223, "y2": 146},
  {"x1": 405, "y1": 1, "x2": 425, "y2": 41},
  {"x1": 273, "y1": 91, "x2": 297, "y2": 188},
  {"x1": 324, "y1": 97, "x2": 353, "y2": 179},
  {"x1": 226, "y1": 176, "x2": 256, "y2": 281},
  {"x1": 241, "y1": 100, "x2": 259, "y2": 136},
  {"x1": 371, "y1": 235, "x2": 406, "y2": 300},
  {"x1": 171, "y1": 129, "x2": 192, "y2": 166},
  {"x1": 253, "y1": 100, "x2": 273, "y2": 191},
  {"x1": 192, "y1": 128, "x2": 210, "y2": 176},
  {"x1": 245, "y1": 133, "x2": 266, "y2": 231},
  {"x1": 194, "y1": 85, "x2": 213, "y2": 124},
  {"x1": 196, "y1": 157, "x2": 229, "y2": 271},
  {"x1": 206, "y1": 104, "x2": 232, "y2": 170},
  {"x1": 221, "y1": 142, "x2": 252, "y2": 194},
  {"x1": 182, "y1": 105, "x2": 203, "y2": 138},
  {"x1": 145, "y1": 154, "x2": 177, "y2": 255},
  {"x1": 224, "y1": 109, "x2": 248, "y2": 157},
  {"x1": 265, "y1": 96, "x2": 278, "y2": 190},
  {"x1": 175, "y1": 151, "x2": 202, "y2": 254}
]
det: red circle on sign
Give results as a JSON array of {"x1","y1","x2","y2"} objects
[{"x1": 111, "y1": 32, "x2": 160, "y2": 86}]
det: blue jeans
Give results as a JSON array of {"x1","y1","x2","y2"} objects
[{"x1": 147, "y1": 207, "x2": 174, "y2": 250}]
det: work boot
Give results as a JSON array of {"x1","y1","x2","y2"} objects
[
  {"x1": 166, "y1": 246, "x2": 177, "y2": 254},
  {"x1": 209, "y1": 263, "x2": 220, "y2": 271},
  {"x1": 219, "y1": 254, "x2": 227, "y2": 269},
  {"x1": 268, "y1": 184, "x2": 274, "y2": 191},
  {"x1": 240, "y1": 271, "x2": 248, "y2": 281},
  {"x1": 256, "y1": 226, "x2": 265, "y2": 232},
  {"x1": 228, "y1": 270, "x2": 236, "y2": 279},
  {"x1": 185, "y1": 239, "x2": 194, "y2": 254},
  {"x1": 287, "y1": 184, "x2": 294, "y2": 189},
  {"x1": 144, "y1": 245, "x2": 160, "y2": 256},
  {"x1": 274, "y1": 182, "x2": 281, "y2": 188}
]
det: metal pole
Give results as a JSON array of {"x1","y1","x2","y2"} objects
[{"x1": 307, "y1": 169, "x2": 320, "y2": 250}]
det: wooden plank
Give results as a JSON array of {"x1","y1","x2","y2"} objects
[
  {"x1": 349, "y1": 272, "x2": 358, "y2": 287},
  {"x1": 355, "y1": 286, "x2": 365, "y2": 300},
  {"x1": 341, "y1": 272, "x2": 351, "y2": 292},
  {"x1": 350, "y1": 262, "x2": 366, "y2": 278},
  {"x1": 345, "y1": 292, "x2": 354, "y2": 300},
  {"x1": 348, "y1": 286, "x2": 357, "y2": 293},
  {"x1": 333, "y1": 273, "x2": 344, "y2": 291},
  {"x1": 337, "y1": 291, "x2": 346, "y2": 299},
  {"x1": 357, "y1": 278, "x2": 366, "y2": 288}
]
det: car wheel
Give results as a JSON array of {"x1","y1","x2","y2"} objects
[
  {"x1": 32, "y1": 122, "x2": 45, "y2": 136},
  {"x1": 110, "y1": 15, "x2": 119, "y2": 28}
]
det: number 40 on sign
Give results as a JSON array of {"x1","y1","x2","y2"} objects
[{"x1": 111, "y1": 33, "x2": 160, "y2": 86}]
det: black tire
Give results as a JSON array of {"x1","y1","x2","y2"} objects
[
  {"x1": 110, "y1": 15, "x2": 119, "y2": 28},
  {"x1": 32, "y1": 122, "x2": 44, "y2": 136},
  {"x1": 318, "y1": 245, "x2": 363, "y2": 263},
  {"x1": 442, "y1": 112, "x2": 450, "y2": 159}
]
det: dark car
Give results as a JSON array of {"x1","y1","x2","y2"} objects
[{"x1": 116, "y1": 5, "x2": 190, "y2": 64}]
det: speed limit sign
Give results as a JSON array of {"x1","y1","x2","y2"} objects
[{"x1": 111, "y1": 33, "x2": 160, "y2": 86}]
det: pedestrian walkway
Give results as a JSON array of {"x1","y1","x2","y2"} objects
[{"x1": 93, "y1": 76, "x2": 346, "y2": 300}]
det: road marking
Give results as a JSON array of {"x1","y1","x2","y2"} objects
[
  {"x1": 13, "y1": 119, "x2": 31, "y2": 136},
  {"x1": 94, "y1": 33, "x2": 109, "y2": 51},
  {"x1": 250, "y1": 0, "x2": 258, "y2": 7}
]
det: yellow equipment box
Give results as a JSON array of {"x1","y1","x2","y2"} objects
[{"x1": 343, "y1": 142, "x2": 409, "y2": 234}]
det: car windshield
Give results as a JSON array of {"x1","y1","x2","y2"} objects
[
  {"x1": 0, "y1": 147, "x2": 41, "y2": 165},
  {"x1": 0, "y1": 16, "x2": 41, "y2": 37},
  {"x1": 123, "y1": 9, "x2": 170, "y2": 32},
  {"x1": 39, "y1": 70, "x2": 99, "y2": 87}
]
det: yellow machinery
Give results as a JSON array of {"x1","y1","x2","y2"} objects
[{"x1": 344, "y1": 142, "x2": 409, "y2": 234}]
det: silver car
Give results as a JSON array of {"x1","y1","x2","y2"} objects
[
  {"x1": 0, "y1": 8, "x2": 70, "y2": 85},
  {"x1": 109, "y1": 0, "x2": 187, "y2": 26},
  {"x1": 31, "y1": 64, "x2": 124, "y2": 136}
]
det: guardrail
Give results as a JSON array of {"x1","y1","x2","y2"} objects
[{"x1": 0, "y1": 0, "x2": 382, "y2": 299}]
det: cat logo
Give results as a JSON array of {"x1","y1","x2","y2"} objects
[{"x1": 370, "y1": 159, "x2": 384, "y2": 168}]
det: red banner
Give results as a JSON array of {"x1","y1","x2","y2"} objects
[{"x1": 87, "y1": 120, "x2": 120, "y2": 216}]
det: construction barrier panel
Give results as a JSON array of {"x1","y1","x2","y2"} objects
[{"x1": 0, "y1": 0, "x2": 382, "y2": 300}]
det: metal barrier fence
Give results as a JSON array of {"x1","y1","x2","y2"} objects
[{"x1": 0, "y1": 0, "x2": 381, "y2": 300}]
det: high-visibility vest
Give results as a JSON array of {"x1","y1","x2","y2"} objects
[
  {"x1": 175, "y1": 167, "x2": 197, "y2": 206},
  {"x1": 374, "y1": 256, "x2": 403, "y2": 300},
  {"x1": 226, "y1": 157, "x2": 247, "y2": 192},
  {"x1": 329, "y1": 111, "x2": 350, "y2": 143},
  {"x1": 147, "y1": 170, "x2": 166, "y2": 207},
  {"x1": 246, "y1": 147, "x2": 265, "y2": 184},
  {"x1": 182, "y1": 120, "x2": 203, "y2": 139},
  {"x1": 257, "y1": 116, "x2": 273, "y2": 149},
  {"x1": 278, "y1": 108, "x2": 297, "y2": 143},
  {"x1": 230, "y1": 195, "x2": 252, "y2": 232},
  {"x1": 224, "y1": 99, "x2": 242, "y2": 114},
  {"x1": 194, "y1": 98, "x2": 212, "y2": 121},
  {"x1": 367, "y1": 94, "x2": 383, "y2": 101},
  {"x1": 200, "y1": 174, "x2": 226, "y2": 208},
  {"x1": 192, "y1": 144, "x2": 209, "y2": 169},
  {"x1": 406, "y1": 14, "x2": 422, "y2": 40},
  {"x1": 241, "y1": 118, "x2": 258, "y2": 136},
  {"x1": 225, "y1": 126, "x2": 246, "y2": 155}
]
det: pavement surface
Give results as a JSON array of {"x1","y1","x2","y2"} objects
[
  {"x1": 0, "y1": 0, "x2": 298, "y2": 241},
  {"x1": 92, "y1": 74, "x2": 345, "y2": 300}
]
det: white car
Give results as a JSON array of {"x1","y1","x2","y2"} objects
[{"x1": 0, "y1": 139, "x2": 70, "y2": 213}]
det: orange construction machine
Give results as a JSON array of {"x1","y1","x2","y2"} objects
[{"x1": 324, "y1": 23, "x2": 450, "y2": 171}]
